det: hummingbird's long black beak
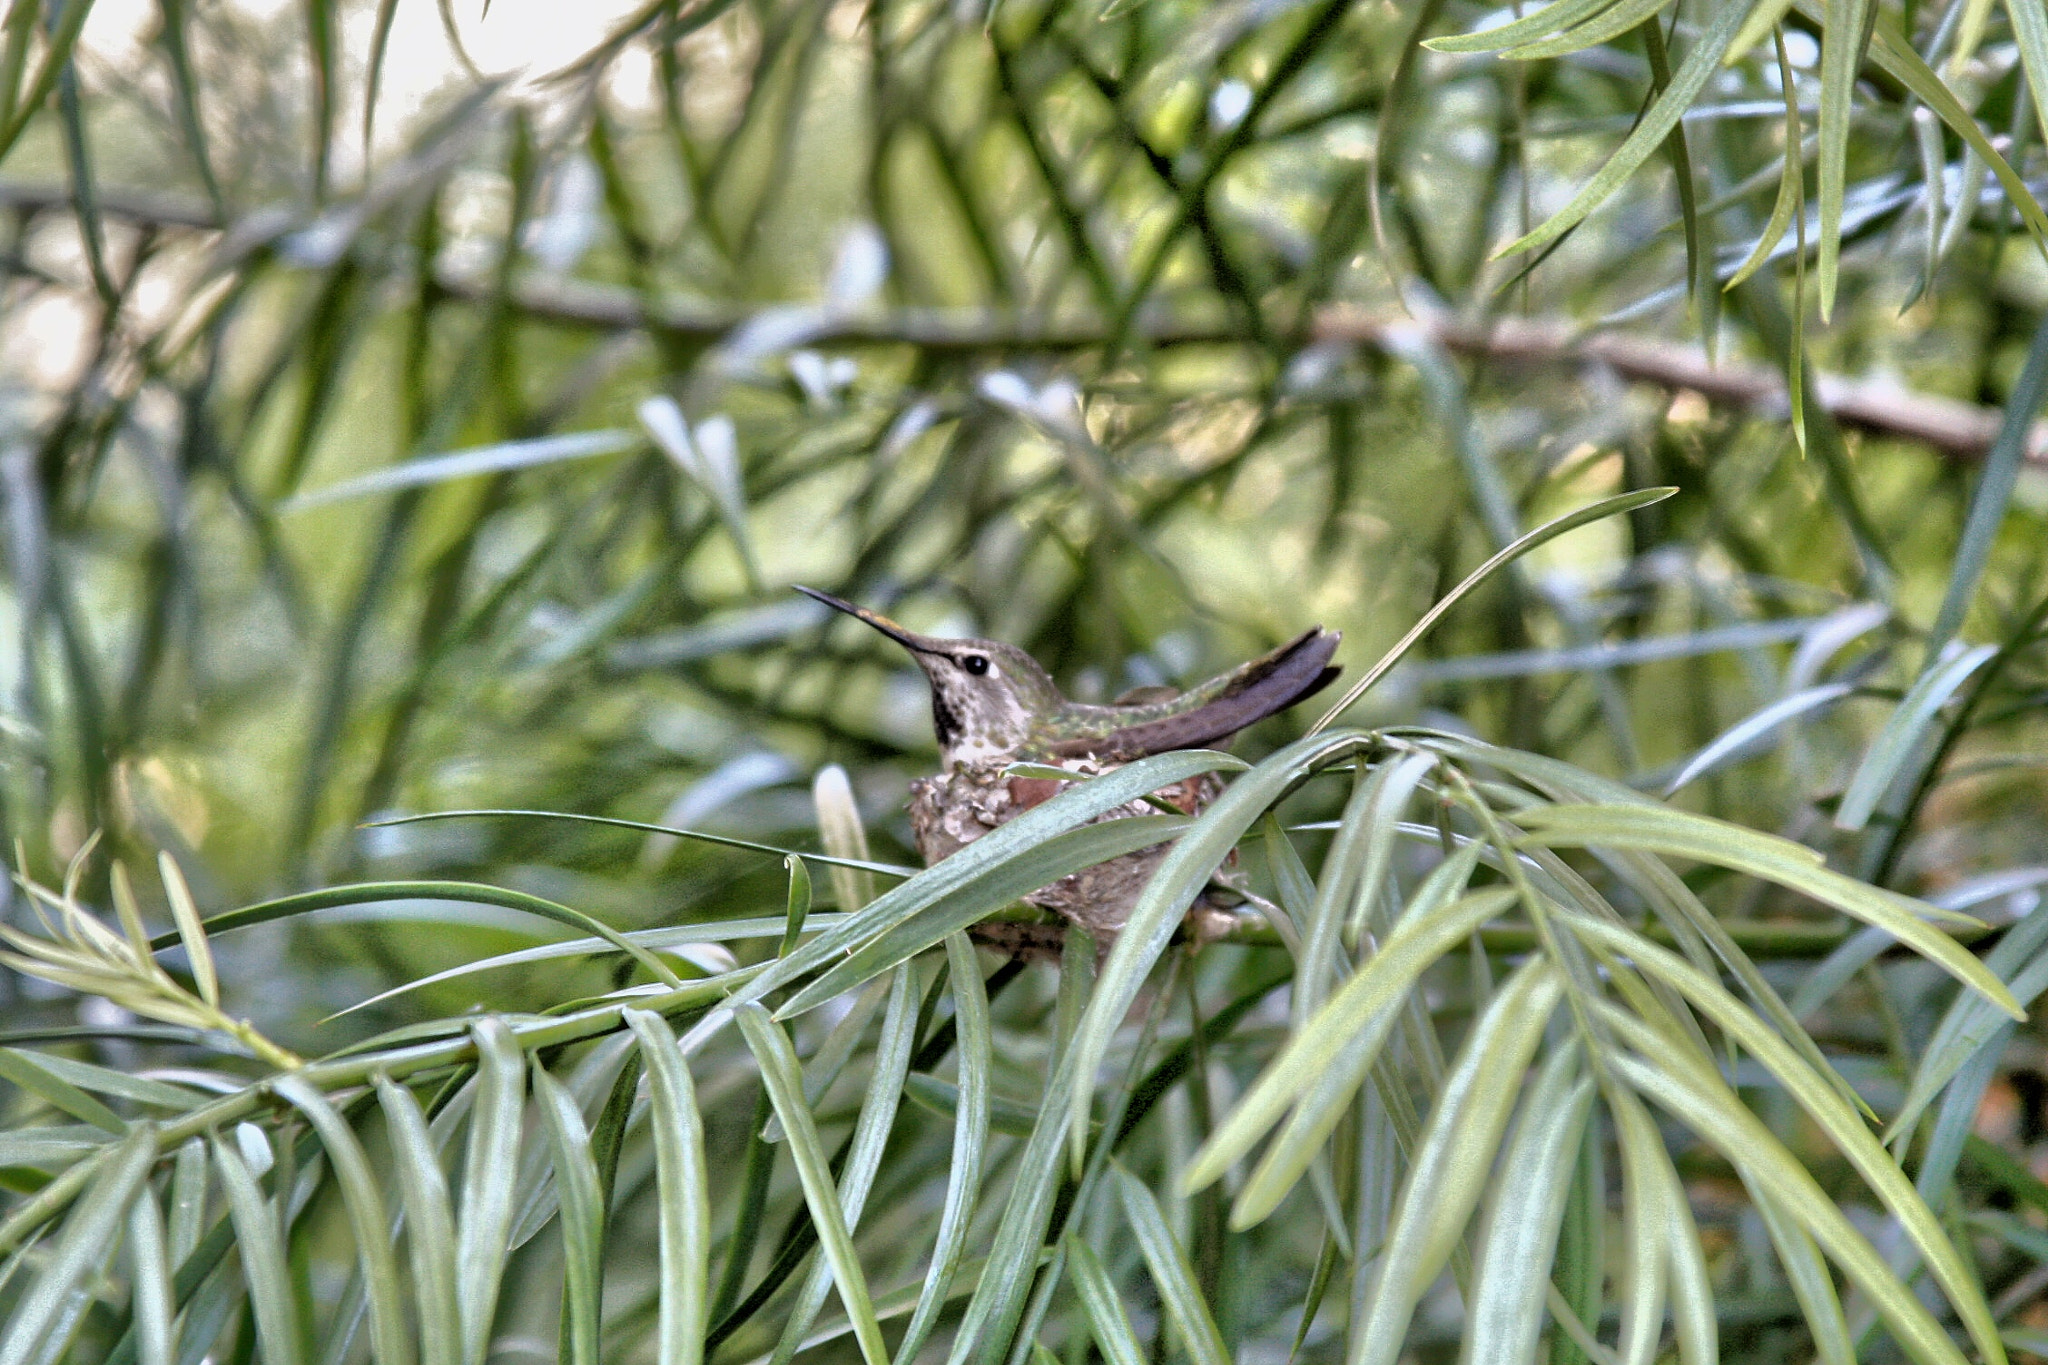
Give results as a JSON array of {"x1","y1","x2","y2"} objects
[{"x1": 794, "y1": 585, "x2": 940, "y2": 654}]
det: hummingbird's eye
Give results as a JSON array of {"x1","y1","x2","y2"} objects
[{"x1": 961, "y1": 653, "x2": 990, "y2": 676}]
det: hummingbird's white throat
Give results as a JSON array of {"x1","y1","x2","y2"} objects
[{"x1": 925, "y1": 656, "x2": 1034, "y2": 767}]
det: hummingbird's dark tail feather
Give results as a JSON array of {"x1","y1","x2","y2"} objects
[{"x1": 1050, "y1": 627, "x2": 1342, "y2": 760}]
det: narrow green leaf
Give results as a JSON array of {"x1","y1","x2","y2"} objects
[
  {"x1": 642, "y1": 399, "x2": 761, "y2": 590},
  {"x1": 0, "y1": 0, "x2": 40, "y2": 132},
  {"x1": 8, "y1": 1050, "x2": 203, "y2": 1114},
  {"x1": 1066, "y1": 1237, "x2": 1144, "y2": 1365},
  {"x1": 56, "y1": 61, "x2": 114, "y2": 307},
  {"x1": 1574, "y1": 952, "x2": 2002, "y2": 1365},
  {"x1": 1749, "y1": 1185, "x2": 1855, "y2": 1365},
  {"x1": 1290, "y1": 767, "x2": 1378, "y2": 1022},
  {"x1": 623, "y1": 1010, "x2": 711, "y2": 1365},
  {"x1": 167, "y1": 1138, "x2": 206, "y2": 1264},
  {"x1": 1074, "y1": 732, "x2": 1372, "y2": 1171},
  {"x1": 1727, "y1": 30, "x2": 1809, "y2": 294},
  {"x1": 275, "y1": 1076, "x2": 412, "y2": 1365},
  {"x1": 1608, "y1": 1051, "x2": 1981, "y2": 1365},
  {"x1": 1814, "y1": 0, "x2": 1876, "y2": 318},
  {"x1": 0, "y1": 0, "x2": 95, "y2": 162},
  {"x1": 1462, "y1": 1049, "x2": 1593, "y2": 1365},
  {"x1": 733, "y1": 1005, "x2": 889, "y2": 1365},
  {"x1": 1853, "y1": 10, "x2": 2048, "y2": 247},
  {"x1": 457, "y1": 1019, "x2": 525, "y2": 1365},
  {"x1": 1112, "y1": 1166, "x2": 1229, "y2": 1365},
  {"x1": 374, "y1": 1079, "x2": 462, "y2": 1365},
  {"x1": 812, "y1": 765, "x2": 876, "y2": 913},
  {"x1": 0, "y1": 1124, "x2": 154, "y2": 1365},
  {"x1": 532, "y1": 1064, "x2": 605, "y2": 1365},
  {"x1": 892, "y1": 934, "x2": 992, "y2": 1365},
  {"x1": 361, "y1": 0, "x2": 401, "y2": 147},
  {"x1": 1664, "y1": 683, "x2": 1854, "y2": 794},
  {"x1": 1312, "y1": 490, "x2": 1677, "y2": 729},
  {"x1": 1727, "y1": 0, "x2": 1799, "y2": 63},
  {"x1": 1422, "y1": 0, "x2": 1622, "y2": 52},
  {"x1": 1605, "y1": 1085, "x2": 1676, "y2": 1365},
  {"x1": 157, "y1": 854, "x2": 216, "y2": 1010},
  {"x1": 0, "y1": 1049, "x2": 128, "y2": 1135},
  {"x1": 942, "y1": 1032, "x2": 1086, "y2": 1365},
  {"x1": 781, "y1": 856, "x2": 812, "y2": 956},
  {"x1": 1835, "y1": 645, "x2": 1995, "y2": 830},
  {"x1": 367, "y1": 811, "x2": 917, "y2": 879},
  {"x1": 2006, "y1": 0, "x2": 2048, "y2": 165},
  {"x1": 768, "y1": 964, "x2": 916, "y2": 1365},
  {"x1": 1515, "y1": 804, "x2": 2017, "y2": 1016},
  {"x1": 1505, "y1": 0, "x2": 1673, "y2": 60},
  {"x1": 283, "y1": 432, "x2": 639, "y2": 510},
  {"x1": 110, "y1": 863, "x2": 154, "y2": 975},
  {"x1": 1487, "y1": 2, "x2": 1749, "y2": 262},
  {"x1": 1352, "y1": 962, "x2": 1564, "y2": 1365},
  {"x1": 124, "y1": 1182, "x2": 177, "y2": 1365},
  {"x1": 1926, "y1": 313, "x2": 2048, "y2": 658},
  {"x1": 1186, "y1": 884, "x2": 1513, "y2": 1201},
  {"x1": 1888, "y1": 906, "x2": 2048, "y2": 1146},
  {"x1": 211, "y1": 1131, "x2": 306, "y2": 1365}
]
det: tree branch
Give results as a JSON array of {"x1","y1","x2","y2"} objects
[{"x1": 5, "y1": 178, "x2": 2041, "y2": 465}]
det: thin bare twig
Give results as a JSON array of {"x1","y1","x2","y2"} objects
[{"x1": 5, "y1": 178, "x2": 2041, "y2": 465}]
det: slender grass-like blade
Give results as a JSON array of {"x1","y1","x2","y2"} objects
[
  {"x1": 761, "y1": 752, "x2": 1243, "y2": 1023},
  {"x1": 532, "y1": 1064, "x2": 605, "y2": 1365},
  {"x1": 778, "y1": 814, "x2": 1193, "y2": 1017},
  {"x1": 1664, "y1": 683, "x2": 1854, "y2": 795},
  {"x1": 1834, "y1": 645, "x2": 1995, "y2": 831},
  {"x1": 1312, "y1": 489, "x2": 1677, "y2": 729},
  {"x1": 1423, "y1": 0, "x2": 1621, "y2": 52},
  {"x1": 767, "y1": 965, "x2": 915, "y2": 1365},
  {"x1": 275, "y1": 1077, "x2": 411, "y2": 1365},
  {"x1": 456, "y1": 1019, "x2": 525, "y2": 1365},
  {"x1": 124, "y1": 1183, "x2": 177, "y2": 1365},
  {"x1": 1486, "y1": 3, "x2": 1748, "y2": 262},
  {"x1": 1576, "y1": 951, "x2": 2001, "y2": 1364},
  {"x1": 1814, "y1": 0, "x2": 1875, "y2": 318},
  {"x1": 1605, "y1": 1085, "x2": 1676, "y2": 1365},
  {"x1": 1461, "y1": 1049, "x2": 1592, "y2": 1365},
  {"x1": 1184, "y1": 884, "x2": 1512, "y2": 1201},
  {"x1": 1608, "y1": 1050, "x2": 1979, "y2": 1365},
  {"x1": 1505, "y1": 0, "x2": 1673, "y2": 60},
  {"x1": 623, "y1": 1010, "x2": 710, "y2": 1365},
  {"x1": 1928, "y1": 314, "x2": 2048, "y2": 658},
  {"x1": 1515, "y1": 804, "x2": 2015, "y2": 1015},
  {"x1": 1350, "y1": 963, "x2": 1564, "y2": 1365},
  {"x1": 1112, "y1": 1166, "x2": 1228, "y2": 1365},
  {"x1": 733, "y1": 1005, "x2": 889, "y2": 1365},
  {"x1": 892, "y1": 933, "x2": 991, "y2": 1365},
  {"x1": 157, "y1": 855, "x2": 215, "y2": 1010},
  {"x1": 0, "y1": 1124, "x2": 156, "y2": 1365},
  {"x1": 1073, "y1": 732, "x2": 1370, "y2": 1172},
  {"x1": 375, "y1": 1079, "x2": 461, "y2": 1365},
  {"x1": 1067, "y1": 1237, "x2": 1144, "y2": 1365},
  {"x1": 165, "y1": 880, "x2": 681, "y2": 989},
  {"x1": 211, "y1": 1131, "x2": 307, "y2": 1365},
  {"x1": 0, "y1": 1049, "x2": 127, "y2": 1134},
  {"x1": 1887, "y1": 908, "x2": 2048, "y2": 1145},
  {"x1": 1750, "y1": 1184, "x2": 1855, "y2": 1365}
]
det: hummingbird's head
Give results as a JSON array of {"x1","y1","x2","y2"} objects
[{"x1": 797, "y1": 586, "x2": 1063, "y2": 766}]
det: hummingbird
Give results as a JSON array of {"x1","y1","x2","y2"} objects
[{"x1": 797, "y1": 586, "x2": 1341, "y2": 944}]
